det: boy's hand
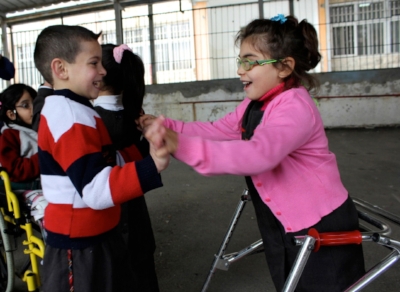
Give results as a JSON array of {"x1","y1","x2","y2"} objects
[
  {"x1": 150, "y1": 143, "x2": 170, "y2": 173},
  {"x1": 145, "y1": 115, "x2": 170, "y2": 173}
]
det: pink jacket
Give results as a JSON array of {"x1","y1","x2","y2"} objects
[{"x1": 164, "y1": 86, "x2": 348, "y2": 233}]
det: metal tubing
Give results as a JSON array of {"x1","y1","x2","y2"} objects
[
  {"x1": 345, "y1": 250, "x2": 400, "y2": 291},
  {"x1": 282, "y1": 236, "x2": 315, "y2": 292},
  {"x1": 201, "y1": 190, "x2": 249, "y2": 292},
  {"x1": 225, "y1": 239, "x2": 263, "y2": 264},
  {"x1": 353, "y1": 197, "x2": 400, "y2": 226}
]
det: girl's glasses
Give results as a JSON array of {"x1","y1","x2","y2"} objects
[
  {"x1": 15, "y1": 101, "x2": 33, "y2": 110},
  {"x1": 236, "y1": 57, "x2": 282, "y2": 71}
]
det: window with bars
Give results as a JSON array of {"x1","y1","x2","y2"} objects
[
  {"x1": 15, "y1": 43, "x2": 43, "y2": 87},
  {"x1": 124, "y1": 28, "x2": 144, "y2": 43},
  {"x1": 391, "y1": 1, "x2": 400, "y2": 52},
  {"x1": 154, "y1": 21, "x2": 193, "y2": 72},
  {"x1": 101, "y1": 32, "x2": 117, "y2": 44},
  {"x1": 122, "y1": 27, "x2": 149, "y2": 66},
  {"x1": 16, "y1": 44, "x2": 35, "y2": 69},
  {"x1": 330, "y1": 0, "x2": 400, "y2": 56}
]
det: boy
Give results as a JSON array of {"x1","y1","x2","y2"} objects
[{"x1": 33, "y1": 25, "x2": 169, "y2": 292}]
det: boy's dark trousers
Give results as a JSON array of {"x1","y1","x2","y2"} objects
[{"x1": 42, "y1": 228, "x2": 138, "y2": 292}]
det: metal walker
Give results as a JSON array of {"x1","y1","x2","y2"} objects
[{"x1": 201, "y1": 189, "x2": 400, "y2": 292}]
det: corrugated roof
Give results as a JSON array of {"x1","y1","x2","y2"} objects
[{"x1": 0, "y1": 0, "x2": 82, "y2": 15}]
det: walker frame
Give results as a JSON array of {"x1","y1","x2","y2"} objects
[{"x1": 201, "y1": 189, "x2": 400, "y2": 292}]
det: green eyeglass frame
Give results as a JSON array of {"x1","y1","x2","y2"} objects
[{"x1": 236, "y1": 57, "x2": 283, "y2": 71}]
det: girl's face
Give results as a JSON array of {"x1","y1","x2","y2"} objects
[
  {"x1": 14, "y1": 90, "x2": 34, "y2": 125},
  {"x1": 237, "y1": 40, "x2": 284, "y2": 100}
]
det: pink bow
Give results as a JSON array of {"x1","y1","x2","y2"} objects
[{"x1": 113, "y1": 44, "x2": 132, "y2": 64}]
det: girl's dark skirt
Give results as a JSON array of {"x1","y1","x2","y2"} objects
[
  {"x1": 249, "y1": 185, "x2": 365, "y2": 292},
  {"x1": 42, "y1": 228, "x2": 137, "y2": 292}
]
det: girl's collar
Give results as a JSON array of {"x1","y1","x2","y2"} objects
[
  {"x1": 258, "y1": 78, "x2": 295, "y2": 110},
  {"x1": 259, "y1": 82, "x2": 285, "y2": 103},
  {"x1": 92, "y1": 95, "x2": 123, "y2": 111}
]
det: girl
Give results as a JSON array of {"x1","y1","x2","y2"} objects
[
  {"x1": 141, "y1": 15, "x2": 365, "y2": 291},
  {"x1": 0, "y1": 83, "x2": 39, "y2": 187},
  {"x1": 93, "y1": 44, "x2": 159, "y2": 292},
  {"x1": 0, "y1": 83, "x2": 48, "y2": 224}
]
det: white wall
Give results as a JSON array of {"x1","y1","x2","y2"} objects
[{"x1": 143, "y1": 69, "x2": 400, "y2": 128}]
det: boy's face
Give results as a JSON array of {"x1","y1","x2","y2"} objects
[{"x1": 64, "y1": 40, "x2": 106, "y2": 99}]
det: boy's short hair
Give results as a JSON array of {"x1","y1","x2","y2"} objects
[{"x1": 34, "y1": 25, "x2": 102, "y2": 84}]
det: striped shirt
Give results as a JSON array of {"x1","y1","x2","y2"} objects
[{"x1": 38, "y1": 89, "x2": 162, "y2": 249}]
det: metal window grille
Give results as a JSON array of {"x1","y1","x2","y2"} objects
[
  {"x1": 391, "y1": 20, "x2": 400, "y2": 52},
  {"x1": 391, "y1": 1, "x2": 400, "y2": 52},
  {"x1": 391, "y1": 0, "x2": 400, "y2": 16},
  {"x1": 330, "y1": 5, "x2": 354, "y2": 23}
]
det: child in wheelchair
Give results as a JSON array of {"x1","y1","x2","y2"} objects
[{"x1": 0, "y1": 83, "x2": 48, "y2": 239}]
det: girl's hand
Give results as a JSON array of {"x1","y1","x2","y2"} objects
[{"x1": 136, "y1": 114, "x2": 157, "y2": 131}]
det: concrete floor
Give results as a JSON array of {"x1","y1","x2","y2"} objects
[{"x1": 12, "y1": 127, "x2": 400, "y2": 291}]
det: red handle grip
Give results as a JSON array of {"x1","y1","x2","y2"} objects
[{"x1": 308, "y1": 228, "x2": 362, "y2": 252}]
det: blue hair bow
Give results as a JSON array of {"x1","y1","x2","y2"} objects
[{"x1": 270, "y1": 14, "x2": 287, "y2": 24}]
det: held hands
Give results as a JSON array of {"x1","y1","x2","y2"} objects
[
  {"x1": 137, "y1": 114, "x2": 179, "y2": 172},
  {"x1": 144, "y1": 115, "x2": 178, "y2": 157},
  {"x1": 147, "y1": 114, "x2": 170, "y2": 173}
]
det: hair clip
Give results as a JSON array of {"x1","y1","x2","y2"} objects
[
  {"x1": 271, "y1": 14, "x2": 287, "y2": 24},
  {"x1": 113, "y1": 44, "x2": 133, "y2": 64}
]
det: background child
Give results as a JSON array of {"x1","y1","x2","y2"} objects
[
  {"x1": 0, "y1": 83, "x2": 48, "y2": 225},
  {"x1": 34, "y1": 25, "x2": 169, "y2": 292},
  {"x1": 141, "y1": 15, "x2": 365, "y2": 291},
  {"x1": 93, "y1": 43, "x2": 159, "y2": 292},
  {"x1": 0, "y1": 84, "x2": 39, "y2": 185}
]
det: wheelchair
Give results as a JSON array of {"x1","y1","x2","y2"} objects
[
  {"x1": 201, "y1": 189, "x2": 400, "y2": 292},
  {"x1": 0, "y1": 169, "x2": 45, "y2": 292}
]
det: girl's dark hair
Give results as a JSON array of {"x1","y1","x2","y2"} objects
[
  {"x1": 235, "y1": 15, "x2": 321, "y2": 91},
  {"x1": 101, "y1": 44, "x2": 145, "y2": 135},
  {"x1": 0, "y1": 83, "x2": 37, "y2": 127}
]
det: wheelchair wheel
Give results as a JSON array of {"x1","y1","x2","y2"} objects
[{"x1": 0, "y1": 213, "x2": 14, "y2": 292}]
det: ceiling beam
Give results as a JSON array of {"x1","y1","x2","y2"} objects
[{"x1": 4, "y1": 0, "x2": 171, "y2": 26}]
